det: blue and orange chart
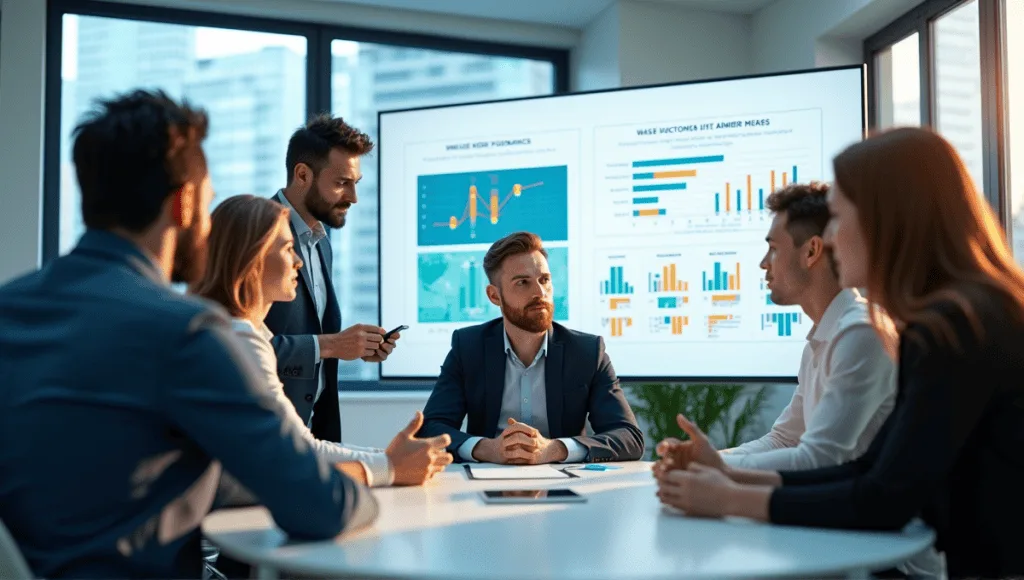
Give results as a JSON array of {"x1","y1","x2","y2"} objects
[{"x1": 417, "y1": 165, "x2": 569, "y2": 246}]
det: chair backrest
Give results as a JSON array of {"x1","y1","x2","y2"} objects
[{"x1": 0, "y1": 519, "x2": 33, "y2": 579}]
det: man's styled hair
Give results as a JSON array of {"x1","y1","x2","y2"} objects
[
  {"x1": 483, "y1": 232, "x2": 548, "y2": 284},
  {"x1": 72, "y1": 89, "x2": 209, "y2": 232},
  {"x1": 285, "y1": 113, "x2": 374, "y2": 182},
  {"x1": 765, "y1": 181, "x2": 831, "y2": 245}
]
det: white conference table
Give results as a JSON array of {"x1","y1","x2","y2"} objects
[{"x1": 202, "y1": 462, "x2": 935, "y2": 580}]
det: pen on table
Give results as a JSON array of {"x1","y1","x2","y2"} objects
[{"x1": 564, "y1": 464, "x2": 621, "y2": 471}]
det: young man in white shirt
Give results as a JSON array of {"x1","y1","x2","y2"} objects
[
  {"x1": 723, "y1": 182, "x2": 897, "y2": 471},
  {"x1": 656, "y1": 182, "x2": 943, "y2": 578}
]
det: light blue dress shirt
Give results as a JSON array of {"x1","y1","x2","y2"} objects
[
  {"x1": 458, "y1": 331, "x2": 587, "y2": 462},
  {"x1": 278, "y1": 192, "x2": 329, "y2": 427}
]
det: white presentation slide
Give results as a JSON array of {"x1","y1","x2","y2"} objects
[{"x1": 378, "y1": 66, "x2": 865, "y2": 379}]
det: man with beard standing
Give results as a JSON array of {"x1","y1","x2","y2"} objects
[
  {"x1": 267, "y1": 114, "x2": 397, "y2": 445},
  {"x1": 0, "y1": 91, "x2": 377, "y2": 579},
  {"x1": 420, "y1": 232, "x2": 644, "y2": 464}
]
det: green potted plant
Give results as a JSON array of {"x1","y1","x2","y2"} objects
[{"x1": 630, "y1": 383, "x2": 769, "y2": 460}]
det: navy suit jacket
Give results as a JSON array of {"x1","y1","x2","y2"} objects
[
  {"x1": 265, "y1": 192, "x2": 343, "y2": 443},
  {"x1": 0, "y1": 230, "x2": 367, "y2": 579},
  {"x1": 419, "y1": 319, "x2": 644, "y2": 462}
]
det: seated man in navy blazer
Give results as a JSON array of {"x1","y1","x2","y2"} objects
[{"x1": 420, "y1": 232, "x2": 644, "y2": 464}]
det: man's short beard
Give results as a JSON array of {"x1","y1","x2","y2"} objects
[
  {"x1": 304, "y1": 174, "x2": 348, "y2": 229},
  {"x1": 501, "y1": 294, "x2": 553, "y2": 333}
]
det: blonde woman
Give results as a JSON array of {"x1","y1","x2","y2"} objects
[{"x1": 193, "y1": 195, "x2": 452, "y2": 487}]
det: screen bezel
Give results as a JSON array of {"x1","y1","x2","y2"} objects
[{"x1": 377, "y1": 65, "x2": 867, "y2": 383}]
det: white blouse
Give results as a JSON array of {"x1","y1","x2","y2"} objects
[{"x1": 231, "y1": 318, "x2": 394, "y2": 487}]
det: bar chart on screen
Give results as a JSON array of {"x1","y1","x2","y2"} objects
[
  {"x1": 597, "y1": 257, "x2": 639, "y2": 321},
  {"x1": 650, "y1": 315, "x2": 690, "y2": 336},
  {"x1": 593, "y1": 108, "x2": 823, "y2": 236},
  {"x1": 706, "y1": 314, "x2": 742, "y2": 338},
  {"x1": 597, "y1": 260, "x2": 635, "y2": 296},
  {"x1": 647, "y1": 255, "x2": 693, "y2": 313},
  {"x1": 702, "y1": 256, "x2": 742, "y2": 308},
  {"x1": 759, "y1": 277, "x2": 813, "y2": 337},
  {"x1": 648, "y1": 256, "x2": 690, "y2": 293},
  {"x1": 761, "y1": 312, "x2": 803, "y2": 338},
  {"x1": 586, "y1": 244, "x2": 811, "y2": 344},
  {"x1": 602, "y1": 316, "x2": 634, "y2": 337}
]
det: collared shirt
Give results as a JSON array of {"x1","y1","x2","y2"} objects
[
  {"x1": 722, "y1": 289, "x2": 897, "y2": 471},
  {"x1": 277, "y1": 191, "x2": 329, "y2": 425},
  {"x1": 231, "y1": 318, "x2": 394, "y2": 487},
  {"x1": 458, "y1": 330, "x2": 587, "y2": 463}
]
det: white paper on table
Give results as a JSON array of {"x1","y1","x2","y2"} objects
[{"x1": 465, "y1": 464, "x2": 570, "y2": 479}]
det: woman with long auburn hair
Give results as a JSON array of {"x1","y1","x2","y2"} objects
[
  {"x1": 193, "y1": 195, "x2": 452, "y2": 488},
  {"x1": 653, "y1": 128, "x2": 1024, "y2": 578},
  {"x1": 191, "y1": 195, "x2": 293, "y2": 320}
]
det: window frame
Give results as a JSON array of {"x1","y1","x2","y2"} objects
[
  {"x1": 42, "y1": 0, "x2": 570, "y2": 262},
  {"x1": 864, "y1": 0, "x2": 1010, "y2": 228}
]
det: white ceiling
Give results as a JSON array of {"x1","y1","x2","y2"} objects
[
  {"x1": 306, "y1": 0, "x2": 779, "y2": 29},
  {"x1": 650, "y1": 0, "x2": 779, "y2": 14}
]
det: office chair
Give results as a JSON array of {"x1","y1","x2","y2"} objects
[
  {"x1": 0, "y1": 519, "x2": 32, "y2": 580},
  {"x1": 202, "y1": 540, "x2": 228, "y2": 580}
]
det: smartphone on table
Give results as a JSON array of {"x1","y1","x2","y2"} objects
[{"x1": 480, "y1": 489, "x2": 586, "y2": 504}]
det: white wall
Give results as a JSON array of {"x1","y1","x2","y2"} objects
[
  {"x1": 750, "y1": 0, "x2": 928, "y2": 74},
  {"x1": 571, "y1": 2, "x2": 621, "y2": 92},
  {"x1": 340, "y1": 392, "x2": 433, "y2": 448},
  {"x1": 617, "y1": 0, "x2": 751, "y2": 86},
  {"x1": 0, "y1": 0, "x2": 45, "y2": 283},
  {"x1": 572, "y1": 0, "x2": 752, "y2": 91}
]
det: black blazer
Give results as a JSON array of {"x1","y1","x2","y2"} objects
[
  {"x1": 769, "y1": 293, "x2": 1024, "y2": 578},
  {"x1": 419, "y1": 319, "x2": 644, "y2": 462},
  {"x1": 265, "y1": 192, "x2": 343, "y2": 443}
]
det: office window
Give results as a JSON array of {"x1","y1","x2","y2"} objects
[
  {"x1": 374, "y1": 69, "x2": 413, "y2": 83},
  {"x1": 463, "y1": 60, "x2": 495, "y2": 74},
  {"x1": 373, "y1": 82, "x2": 498, "y2": 103},
  {"x1": 874, "y1": 33, "x2": 921, "y2": 128},
  {"x1": 46, "y1": 2, "x2": 567, "y2": 388},
  {"x1": 866, "y1": 0, "x2": 1012, "y2": 221},
  {"x1": 330, "y1": 41, "x2": 556, "y2": 380},
  {"x1": 933, "y1": 1, "x2": 984, "y2": 191},
  {"x1": 1008, "y1": 0, "x2": 1023, "y2": 263},
  {"x1": 58, "y1": 15, "x2": 307, "y2": 253}
]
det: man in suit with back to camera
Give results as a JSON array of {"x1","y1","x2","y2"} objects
[
  {"x1": 419, "y1": 231, "x2": 645, "y2": 464},
  {"x1": 0, "y1": 90, "x2": 377, "y2": 579},
  {"x1": 266, "y1": 114, "x2": 397, "y2": 444}
]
